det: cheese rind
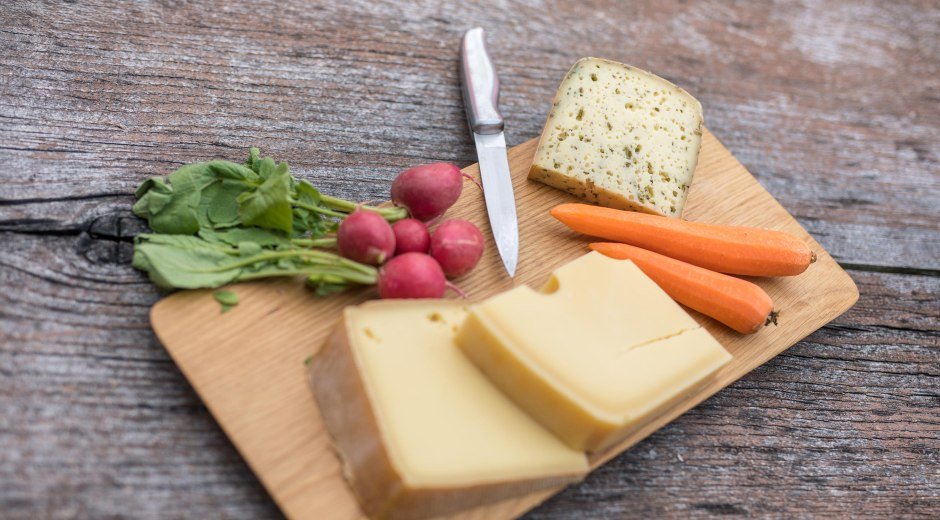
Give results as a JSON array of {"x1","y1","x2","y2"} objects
[
  {"x1": 455, "y1": 252, "x2": 731, "y2": 453},
  {"x1": 309, "y1": 300, "x2": 588, "y2": 520},
  {"x1": 529, "y1": 57, "x2": 703, "y2": 217}
]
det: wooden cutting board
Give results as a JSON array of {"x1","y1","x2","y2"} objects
[{"x1": 150, "y1": 129, "x2": 858, "y2": 520}]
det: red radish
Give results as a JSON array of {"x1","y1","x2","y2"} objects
[
  {"x1": 337, "y1": 210, "x2": 396, "y2": 265},
  {"x1": 429, "y1": 219, "x2": 485, "y2": 278},
  {"x1": 391, "y1": 218, "x2": 431, "y2": 255},
  {"x1": 391, "y1": 162, "x2": 471, "y2": 221},
  {"x1": 377, "y1": 253, "x2": 447, "y2": 299}
]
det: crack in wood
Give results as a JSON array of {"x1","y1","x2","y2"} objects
[
  {"x1": 842, "y1": 263, "x2": 940, "y2": 278},
  {"x1": 0, "y1": 192, "x2": 130, "y2": 206}
]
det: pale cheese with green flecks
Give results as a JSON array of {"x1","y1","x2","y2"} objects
[{"x1": 530, "y1": 58, "x2": 704, "y2": 217}]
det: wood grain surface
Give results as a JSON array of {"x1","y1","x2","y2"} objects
[
  {"x1": 0, "y1": 0, "x2": 937, "y2": 518},
  {"x1": 149, "y1": 132, "x2": 858, "y2": 520}
]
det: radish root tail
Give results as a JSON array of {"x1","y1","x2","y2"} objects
[
  {"x1": 461, "y1": 173, "x2": 484, "y2": 192},
  {"x1": 446, "y1": 281, "x2": 468, "y2": 299}
]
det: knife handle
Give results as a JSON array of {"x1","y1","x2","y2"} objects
[{"x1": 460, "y1": 27, "x2": 504, "y2": 135}]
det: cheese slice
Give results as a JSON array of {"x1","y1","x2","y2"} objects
[
  {"x1": 529, "y1": 57, "x2": 703, "y2": 217},
  {"x1": 309, "y1": 300, "x2": 588, "y2": 520},
  {"x1": 455, "y1": 252, "x2": 731, "y2": 453}
]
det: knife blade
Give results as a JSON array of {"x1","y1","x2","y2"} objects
[{"x1": 459, "y1": 27, "x2": 519, "y2": 278}]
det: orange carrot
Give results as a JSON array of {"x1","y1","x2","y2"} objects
[
  {"x1": 590, "y1": 242, "x2": 776, "y2": 334},
  {"x1": 552, "y1": 203, "x2": 815, "y2": 276}
]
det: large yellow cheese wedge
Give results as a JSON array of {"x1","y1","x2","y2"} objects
[
  {"x1": 309, "y1": 300, "x2": 588, "y2": 520},
  {"x1": 455, "y1": 252, "x2": 732, "y2": 453}
]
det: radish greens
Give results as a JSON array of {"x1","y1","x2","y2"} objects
[{"x1": 131, "y1": 148, "x2": 388, "y2": 294}]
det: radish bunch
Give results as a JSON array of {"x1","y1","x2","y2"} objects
[{"x1": 334, "y1": 163, "x2": 485, "y2": 299}]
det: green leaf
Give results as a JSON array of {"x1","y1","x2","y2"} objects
[
  {"x1": 256, "y1": 157, "x2": 275, "y2": 178},
  {"x1": 131, "y1": 246, "x2": 152, "y2": 272},
  {"x1": 134, "y1": 176, "x2": 167, "y2": 200},
  {"x1": 207, "y1": 160, "x2": 259, "y2": 182},
  {"x1": 199, "y1": 227, "x2": 291, "y2": 249},
  {"x1": 199, "y1": 179, "x2": 247, "y2": 227},
  {"x1": 132, "y1": 231, "x2": 377, "y2": 292},
  {"x1": 133, "y1": 163, "x2": 221, "y2": 235},
  {"x1": 136, "y1": 233, "x2": 234, "y2": 253},
  {"x1": 238, "y1": 241, "x2": 263, "y2": 257},
  {"x1": 133, "y1": 234, "x2": 241, "y2": 289},
  {"x1": 236, "y1": 160, "x2": 293, "y2": 233},
  {"x1": 311, "y1": 283, "x2": 351, "y2": 296},
  {"x1": 133, "y1": 177, "x2": 173, "y2": 218},
  {"x1": 291, "y1": 211, "x2": 330, "y2": 238},
  {"x1": 245, "y1": 147, "x2": 261, "y2": 172},
  {"x1": 133, "y1": 176, "x2": 198, "y2": 234},
  {"x1": 291, "y1": 179, "x2": 329, "y2": 237},
  {"x1": 213, "y1": 290, "x2": 239, "y2": 305},
  {"x1": 304, "y1": 265, "x2": 378, "y2": 295},
  {"x1": 295, "y1": 179, "x2": 321, "y2": 205},
  {"x1": 306, "y1": 275, "x2": 352, "y2": 296},
  {"x1": 166, "y1": 162, "x2": 219, "y2": 195},
  {"x1": 189, "y1": 162, "x2": 261, "y2": 230},
  {"x1": 213, "y1": 290, "x2": 239, "y2": 313}
]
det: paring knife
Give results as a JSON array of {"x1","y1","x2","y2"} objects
[{"x1": 459, "y1": 27, "x2": 519, "y2": 278}]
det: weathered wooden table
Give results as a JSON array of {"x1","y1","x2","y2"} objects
[{"x1": 1, "y1": 1, "x2": 937, "y2": 518}]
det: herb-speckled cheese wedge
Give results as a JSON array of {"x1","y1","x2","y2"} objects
[{"x1": 530, "y1": 58, "x2": 704, "y2": 217}]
